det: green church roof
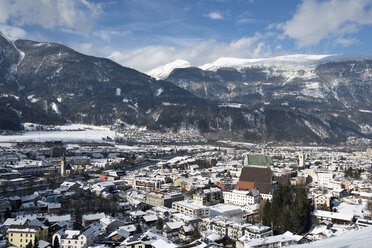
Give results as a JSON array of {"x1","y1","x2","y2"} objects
[{"x1": 246, "y1": 154, "x2": 272, "y2": 166}]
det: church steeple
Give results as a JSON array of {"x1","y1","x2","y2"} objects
[{"x1": 61, "y1": 153, "x2": 66, "y2": 177}]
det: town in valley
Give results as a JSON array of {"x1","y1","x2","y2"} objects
[{"x1": 0, "y1": 124, "x2": 371, "y2": 248}]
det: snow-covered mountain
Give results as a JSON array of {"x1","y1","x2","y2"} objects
[
  {"x1": 147, "y1": 54, "x2": 372, "y2": 79},
  {"x1": 199, "y1": 54, "x2": 332, "y2": 71},
  {"x1": 1, "y1": 31, "x2": 371, "y2": 144},
  {"x1": 147, "y1": 59, "x2": 191, "y2": 80},
  {"x1": 163, "y1": 54, "x2": 372, "y2": 142}
]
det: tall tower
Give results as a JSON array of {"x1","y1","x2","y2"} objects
[
  {"x1": 61, "y1": 153, "x2": 66, "y2": 177},
  {"x1": 298, "y1": 149, "x2": 305, "y2": 168}
]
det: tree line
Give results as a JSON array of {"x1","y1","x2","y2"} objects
[{"x1": 262, "y1": 185, "x2": 311, "y2": 235}]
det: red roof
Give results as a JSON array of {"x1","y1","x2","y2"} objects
[{"x1": 235, "y1": 181, "x2": 255, "y2": 190}]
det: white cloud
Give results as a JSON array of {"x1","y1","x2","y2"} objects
[
  {"x1": 0, "y1": 25, "x2": 26, "y2": 40},
  {"x1": 0, "y1": 1, "x2": 10, "y2": 23},
  {"x1": 333, "y1": 37, "x2": 360, "y2": 47},
  {"x1": 107, "y1": 33, "x2": 272, "y2": 72},
  {"x1": 69, "y1": 42, "x2": 93, "y2": 55},
  {"x1": 204, "y1": 12, "x2": 224, "y2": 20},
  {"x1": 237, "y1": 18, "x2": 257, "y2": 24},
  {"x1": 0, "y1": 0, "x2": 102, "y2": 33},
  {"x1": 282, "y1": 0, "x2": 372, "y2": 47},
  {"x1": 93, "y1": 29, "x2": 131, "y2": 41}
]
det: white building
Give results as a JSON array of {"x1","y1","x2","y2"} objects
[
  {"x1": 52, "y1": 223, "x2": 102, "y2": 248},
  {"x1": 172, "y1": 200, "x2": 210, "y2": 218},
  {"x1": 223, "y1": 189, "x2": 260, "y2": 206},
  {"x1": 316, "y1": 172, "x2": 334, "y2": 185},
  {"x1": 237, "y1": 231, "x2": 301, "y2": 248},
  {"x1": 10, "y1": 160, "x2": 53, "y2": 176},
  {"x1": 134, "y1": 177, "x2": 163, "y2": 190}
]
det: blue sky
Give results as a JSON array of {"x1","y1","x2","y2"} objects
[{"x1": 1, "y1": 0, "x2": 372, "y2": 72}]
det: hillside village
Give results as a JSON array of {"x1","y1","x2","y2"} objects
[{"x1": 0, "y1": 128, "x2": 372, "y2": 248}]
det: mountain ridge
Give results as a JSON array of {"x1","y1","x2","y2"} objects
[
  {"x1": 0, "y1": 32, "x2": 371, "y2": 144},
  {"x1": 147, "y1": 54, "x2": 372, "y2": 80}
]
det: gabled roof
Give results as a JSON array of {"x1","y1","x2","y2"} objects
[
  {"x1": 239, "y1": 166, "x2": 273, "y2": 183},
  {"x1": 235, "y1": 181, "x2": 255, "y2": 191},
  {"x1": 237, "y1": 166, "x2": 273, "y2": 194}
]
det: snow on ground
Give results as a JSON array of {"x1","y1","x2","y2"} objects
[
  {"x1": 336, "y1": 201, "x2": 367, "y2": 218},
  {"x1": 359, "y1": 109, "x2": 372, "y2": 114},
  {"x1": 51, "y1": 102, "x2": 60, "y2": 114},
  {"x1": 218, "y1": 103, "x2": 242, "y2": 108},
  {"x1": 303, "y1": 120, "x2": 329, "y2": 139},
  {"x1": 291, "y1": 226, "x2": 372, "y2": 248},
  {"x1": 155, "y1": 88, "x2": 164, "y2": 96},
  {"x1": 1, "y1": 94, "x2": 19, "y2": 100},
  {"x1": 147, "y1": 59, "x2": 191, "y2": 80},
  {"x1": 360, "y1": 124, "x2": 372, "y2": 135},
  {"x1": 199, "y1": 54, "x2": 332, "y2": 71},
  {"x1": 162, "y1": 102, "x2": 180, "y2": 106},
  {"x1": 0, "y1": 124, "x2": 115, "y2": 143}
]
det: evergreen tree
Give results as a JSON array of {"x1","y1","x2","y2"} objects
[
  {"x1": 4, "y1": 207, "x2": 12, "y2": 220},
  {"x1": 52, "y1": 237, "x2": 60, "y2": 248},
  {"x1": 262, "y1": 200, "x2": 272, "y2": 227},
  {"x1": 156, "y1": 218, "x2": 164, "y2": 230},
  {"x1": 135, "y1": 224, "x2": 143, "y2": 234},
  {"x1": 262, "y1": 185, "x2": 311, "y2": 235}
]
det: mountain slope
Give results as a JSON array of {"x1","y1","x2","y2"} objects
[
  {"x1": 161, "y1": 55, "x2": 372, "y2": 141},
  {"x1": 0, "y1": 33, "x2": 368, "y2": 144}
]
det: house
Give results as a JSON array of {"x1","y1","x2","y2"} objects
[
  {"x1": 145, "y1": 191, "x2": 184, "y2": 208},
  {"x1": 244, "y1": 224, "x2": 273, "y2": 239},
  {"x1": 193, "y1": 187, "x2": 223, "y2": 206},
  {"x1": 141, "y1": 214, "x2": 158, "y2": 228},
  {"x1": 99, "y1": 216, "x2": 125, "y2": 233},
  {"x1": 172, "y1": 200, "x2": 210, "y2": 218},
  {"x1": 237, "y1": 231, "x2": 302, "y2": 248},
  {"x1": 227, "y1": 222, "x2": 251, "y2": 241},
  {"x1": 162, "y1": 221, "x2": 184, "y2": 241},
  {"x1": 209, "y1": 204, "x2": 244, "y2": 218},
  {"x1": 179, "y1": 225, "x2": 195, "y2": 243},
  {"x1": 121, "y1": 230, "x2": 177, "y2": 248},
  {"x1": 313, "y1": 210, "x2": 354, "y2": 225},
  {"x1": 107, "y1": 227, "x2": 130, "y2": 245},
  {"x1": 313, "y1": 194, "x2": 331, "y2": 210},
  {"x1": 47, "y1": 203, "x2": 61, "y2": 214},
  {"x1": 223, "y1": 189, "x2": 260, "y2": 206},
  {"x1": 7, "y1": 219, "x2": 48, "y2": 248},
  {"x1": 134, "y1": 177, "x2": 163, "y2": 190},
  {"x1": 52, "y1": 223, "x2": 102, "y2": 248},
  {"x1": 82, "y1": 213, "x2": 105, "y2": 227}
]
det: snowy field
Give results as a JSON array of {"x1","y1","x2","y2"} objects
[
  {"x1": 0, "y1": 124, "x2": 115, "y2": 143},
  {"x1": 291, "y1": 226, "x2": 372, "y2": 248}
]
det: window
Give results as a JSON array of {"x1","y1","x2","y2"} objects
[
  {"x1": 26, "y1": 234, "x2": 28, "y2": 237},
  {"x1": 10, "y1": 233, "x2": 13, "y2": 236}
]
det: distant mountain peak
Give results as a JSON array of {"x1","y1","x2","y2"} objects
[
  {"x1": 199, "y1": 54, "x2": 334, "y2": 71},
  {"x1": 147, "y1": 59, "x2": 192, "y2": 80}
]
